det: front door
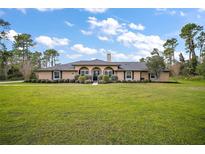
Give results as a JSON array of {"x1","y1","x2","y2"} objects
[{"x1": 93, "y1": 70, "x2": 100, "y2": 81}]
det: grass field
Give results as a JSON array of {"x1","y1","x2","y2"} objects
[{"x1": 0, "y1": 80, "x2": 205, "y2": 144}]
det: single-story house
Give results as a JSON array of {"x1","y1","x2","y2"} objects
[{"x1": 36, "y1": 54, "x2": 169, "y2": 81}]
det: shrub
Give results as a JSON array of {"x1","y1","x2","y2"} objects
[
  {"x1": 85, "y1": 79, "x2": 92, "y2": 84},
  {"x1": 45, "y1": 79, "x2": 51, "y2": 83},
  {"x1": 111, "y1": 75, "x2": 118, "y2": 81},
  {"x1": 141, "y1": 79, "x2": 150, "y2": 83},
  {"x1": 31, "y1": 79, "x2": 37, "y2": 83},
  {"x1": 103, "y1": 75, "x2": 109, "y2": 83},
  {"x1": 75, "y1": 80, "x2": 79, "y2": 83},
  {"x1": 78, "y1": 76, "x2": 86, "y2": 83},
  {"x1": 69, "y1": 79, "x2": 75, "y2": 83},
  {"x1": 98, "y1": 80, "x2": 106, "y2": 84},
  {"x1": 85, "y1": 75, "x2": 92, "y2": 80},
  {"x1": 64, "y1": 79, "x2": 69, "y2": 83},
  {"x1": 59, "y1": 79, "x2": 65, "y2": 83},
  {"x1": 98, "y1": 75, "x2": 103, "y2": 80},
  {"x1": 41, "y1": 79, "x2": 46, "y2": 83},
  {"x1": 74, "y1": 74, "x2": 80, "y2": 81},
  {"x1": 53, "y1": 80, "x2": 58, "y2": 83},
  {"x1": 116, "y1": 80, "x2": 122, "y2": 83}
]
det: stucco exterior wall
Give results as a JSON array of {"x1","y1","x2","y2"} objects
[
  {"x1": 36, "y1": 72, "x2": 52, "y2": 80},
  {"x1": 62, "y1": 71, "x2": 76, "y2": 79},
  {"x1": 115, "y1": 71, "x2": 124, "y2": 80},
  {"x1": 159, "y1": 72, "x2": 170, "y2": 81},
  {"x1": 141, "y1": 72, "x2": 149, "y2": 80},
  {"x1": 133, "y1": 71, "x2": 140, "y2": 80}
]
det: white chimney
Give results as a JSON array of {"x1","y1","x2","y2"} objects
[{"x1": 107, "y1": 53, "x2": 111, "y2": 62}]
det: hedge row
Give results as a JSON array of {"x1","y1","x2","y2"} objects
[
  {"x1": 24, "y1": 79, "x2": 75, "y2": 83},
  {"x1": 24, "y1": 78, "x2": 178, "y2": 84}
]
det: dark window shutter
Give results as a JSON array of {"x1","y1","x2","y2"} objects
[
  {"x1": 51, "y1": 71, "x2": 53, "y2": 80},
  {"x1": 124, "y1": 71, "x2": 125, "y2": 80}
]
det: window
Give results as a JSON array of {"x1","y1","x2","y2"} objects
[
  {"x1": 104, "y1": 70, "x2": 113, "y2": 77},
  {"x1": 150, "y1": 73, "x2": 157, "y2": 80},
  {"x1": 53, "y1": 71, "x2": 60, "y2": 80},
  {"x1": 126, "y1": 71, "x2": 132, "y2": 80},
  {"x1": 80, "y1": 70, "x2": 89, "y2": 76}
]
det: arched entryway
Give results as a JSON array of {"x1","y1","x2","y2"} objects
[
  {"x1": 104, "y1": 66, "x2": 114, "y2": 77},
  {"x1": 79, "y1": 67, "x2": 89, "y2": 76},
  {"x1": 92, "y1": 67, "x2": 102, "y2": 81}
]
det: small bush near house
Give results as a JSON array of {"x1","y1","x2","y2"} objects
[
  {"x1": 74, "y1": 74, "x2": 79, "y2": 81},
  {"x1": 51, "y1": 80, "x2": 57, "y2": 83},
  {"x1": 85, "y1": 79, "x2": 92, "y2": 84},
  {"x1": 46, "y1": 79, "x2": 51, "y2": 83},
  {"x1": 111, "y1": 75, "x2": 118, "y2": 81},
  {"x1": 41, "y1": 79, "x2": 46, "y2": 83},
  {"x1": 31, "y1": 79, "x2": 37, "y2": 83},
  {"x1": 103, "y1": 75, "x2": 109, "y2": 83},
  {"x1": 64, "y1": 79, "x2": 69, "y2": 83},
  {"x1": 59, "y1": 79, "x2": 64, "y2": 83},
  {"x1": 98, "y1": 75, "x2": 103, "y2": 80},
  {"x1": 98, "y1": 80, "x2": 106, "y2": 84},
  {"x1": 85, "y1": 75, "x2": 92, "y2": 80},
  {"x1": 78, "y1": 76, "x2": 86, "y2": 83},
  {"x1": 69, "y1": 79, "x2": 75, "y2": 83}
]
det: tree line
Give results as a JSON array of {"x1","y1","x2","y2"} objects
[
  {"x1": 140, "y1": 23, "x2": 205, "y2": 78},
  {"x1": 0, "y1": 19, "x2": 60, "y2": 80},
  {"x1": 1, "y1": 18, "x2": 205, "y2": 81}
]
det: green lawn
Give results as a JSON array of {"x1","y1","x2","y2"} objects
[{"x1": 0, "y1": 81, "x2": 205, "y2": 144}]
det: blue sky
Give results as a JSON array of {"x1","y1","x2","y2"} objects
[{"x1": 1, "y1": 8, "x2": 205, "y2": 64}]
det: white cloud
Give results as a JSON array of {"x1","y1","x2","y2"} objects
[
  {"x1": 84, "y1": 8, "x2": 108, "y2": 13},
  {"x1": 65, "y1": 21, "x2": 74, "y2": 27},
  {"x1": 197, "y1": 14, "x2": 201, "y2": 19},
  {"x1": 98, "y1": 36, "x2": 109, "y2": 41},
  {"x1": 99, "y1": 49, "x2": 142, "y2": 61},
  {"x1": 112, "y1": 52, "x2": 141, "y2": 61},
  {"x1": 80, "y1": 30, "x2": 93, "y2": 35},
  {"x1": 35, "y1": 36, "x2": 70, "y2": 48},
  {"x1": 129, "y1": 23, "x2": 145, "y2": 31},
  {"x1": 155, "y1": 9, "x2": 178, "y2": 16},
  {"x1": 16, "y1": 8, "x2": 27, "y2": 14},
  {"x1": 87, "y1": 17, "x2": 125, "y2": 36},
  {"x1": 71, "y1": 44, "x2": 97, "y2": 55},
  {"x1": 35, "y1": 8, "x2": 62, "y2": 12},
  {"x1": 117, "y1": 31, "x2": 164, "y2": 56},
  {"x1": 169, "y1": 10, "x2": 176, "y2": 15},
  {"x1": 179, "y1": 11, "x2": 186, "y2": 17},
  {"x1": 198, "y1": 8, "x2": 205, "y2": 12},
  {"x1": 66, "y1": 54, "x2": 82, "y2": 59},
  {"x1": 156, "y1": 8, "x2": 167, "y2": 12},
  {"x1": 6, "y1": 30, "x2": 19, "y2": 41},
  {"x1": 58, "y1": 50, "x2": 65, "y2": 54}
]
